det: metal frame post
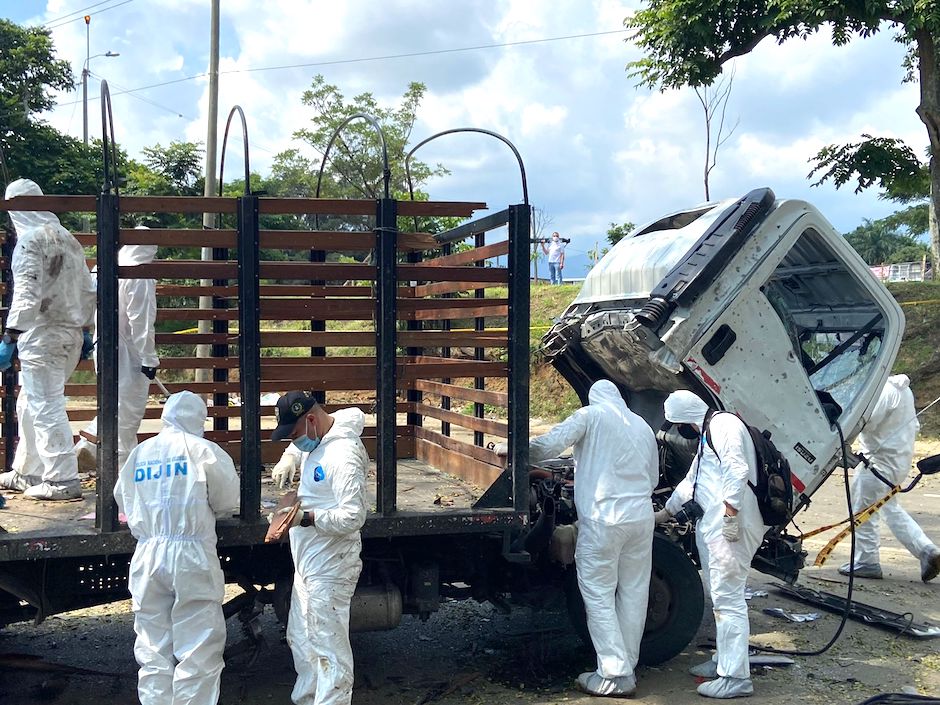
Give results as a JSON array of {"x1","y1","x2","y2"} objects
[
  {"x1": 212, "y1": 242, "x2": 229, "y2": 431},
  {"x1": 308, "y1": 245, "x2": 326, "y2": 405},
  {"x1": 237, "y1": 195, "x2": 262, "y2": 520},
  {"x1": 473, "y1": 231, "x2": 486, "y2": 447},
  {"x1": 507, "y1": 204, "x2": 530, "y2": 513},
  {"x1": 96, "y1": 193, "x2": 121, "y2": 532},
  {"x1": 375, "y1": 197, "x2": 398, "y2": 515},
  {"x1": 405, "y1": 248, "x2": 423, "y2": 427}
]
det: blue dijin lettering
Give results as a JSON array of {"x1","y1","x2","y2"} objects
[
  {"x1": 134, "y1": 468, "x2": 145, "y2": 482},
  {"x1": 174, "y1": 462, "x2": 187, "y2": 477},
  {"x1": 152, "y1": 465, "x2": 162, "y2": 480}
]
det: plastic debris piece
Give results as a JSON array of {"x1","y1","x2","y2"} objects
[
  {"x1": 762, "y1": 607, "x2": 820, "y2": 622},
  {"x1": 745, "y1": 586, "x2": 769, "y2": 600}
]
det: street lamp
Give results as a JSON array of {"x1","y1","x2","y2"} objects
[{"x1": 81, "y1": 15, "x2": 120, "y2": 148}]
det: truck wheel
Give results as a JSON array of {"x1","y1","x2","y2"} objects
[{"x1": 565, "y1": 532, "x2": 704, "y2": 666}]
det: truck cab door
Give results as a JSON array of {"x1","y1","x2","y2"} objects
[{"x1": 683, "y1": 212, "x2": 903, "y2": 505}]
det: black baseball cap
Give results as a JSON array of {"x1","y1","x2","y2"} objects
[{"x1": 271, "y1": 391, "x2": 318, "y2": 441}]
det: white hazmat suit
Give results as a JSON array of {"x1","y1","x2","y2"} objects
[
  {"x1": 77, "y1": 241, "x2": 159, "y2": 471},
  {"x1": 114, "y1": 391, "x2": 239, "y2": 705},
  {"x1": 840, "y1": 374, "x2": 940, "y2": 582},
  {"x1": 528, "y1": 380, "x2": 658, "y2": 697},
  {"x1": 663, "y1": 391, "x2": 763, "y2": 699},
  {"x1": 0, "y1": 179, "x2": 96, "y2": 500},
  {"x1": 287, "y1": 408, "x2": 369, "y2": 705}
]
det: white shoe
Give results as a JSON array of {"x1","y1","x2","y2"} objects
[
  {"x1": 23, "y1": 481, "x2": 82, "y2": 501},
  {"x1": 75, "y1": 439, "x2": 98, "y2": 475},
  {"x1": 0, "y1": 470, "x2": 37, "y2": 492},
  {"x1": 690, "y1": 659, "x2": 719, "y2": 678},
  {"x1": 697, "y1": 677, "x2": 754, "y2": 699},
  {"x1": 576, "y1": 671, "x2": 637, "y2": 698}
]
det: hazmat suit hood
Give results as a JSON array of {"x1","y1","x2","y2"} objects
[
  {"x1": 887, "y1": 373, "x2": 911, "y2": 393},
  {"x1": 161, "y1": 391, "x2": 207, "y2": 437},
  {"x1": 587, "y1": 379, "x2": 629, "y2": 411},
  {"x1": 119, "y1": 227, "x2": 158, "y2": 266},
  {"x1": 664, "y1": 390, "x2": 710, "y2": 427},
  {"x1": 5, "y1": 179, "x2": 60, "y2": 234}
]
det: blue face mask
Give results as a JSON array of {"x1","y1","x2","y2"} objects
[{"x1": 292, "y1": 417, "x2": 321, "y2": 453}]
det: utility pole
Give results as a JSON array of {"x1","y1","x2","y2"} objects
[
  {"x1": 83, "y1": 16, "x2": 90, "y2": 147},
  {"x1": 196, "y1": 0, "x2": 220, "y2": 383}
]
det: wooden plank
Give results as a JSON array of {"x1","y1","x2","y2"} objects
[
  {"x1": 218, "y1": 435, "x2": 415, "y2": 464},
  {"x1": 412, "y1": 304, "x2": 509, "y2": 321},
  {"x1": 412, "y1": 280, "x2": 505, "y2": 297},
  {"x1": 422, "y1": 240, "x2": 509, "y2": 267},
  {"x1": 413, "y1": 380, "x2": 508, "y2": 407},
  {"x1": 64, "y1": 379, "x2": 386, "y2": 395},
  {"x1": 413, "y1": 425, "x2": 504, "y2": 466},
  {"x1": 155, "y1": 285, "x2": 385, "y2": 298},
  {"x1": 0, "y1": 195, "x2": 485, "y2": 218},
  {"x1": 414, "y1": 437, "x2": 503, "y2": 489},
  {"x1": 398, "y1": 331, "x2": 506, "y2": 347},
  {"x1": 406, "y1": 402, "x2": 508, "y2": 437},
  {"x1": 153, "y1": 331, "x2": 377, "y2": 346},
  {"x1": 66, "y1": 402, "x2": 404, "y2": 422},
  {"x1": 123, "y1": 261, "x2": 508, "y2": 283}
]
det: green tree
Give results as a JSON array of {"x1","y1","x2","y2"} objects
[
  {"x1": 0, "y1": 20, "x2": 99, "y2": 203},
  {"x1": 606, "y1": 221, "x2": 635, "y2": 247},
  {"x1": 293, "y1": 75, "x2": 449, "y2": 233},
  {"x1": 844, "y1": 217, "x2": 928, "y2": 265},
  {"x1": 625, "y1": 1, "x2": 940, "y2": 268}
]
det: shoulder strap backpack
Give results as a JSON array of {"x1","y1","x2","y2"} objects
[{"x1": 704, "y1": 411, "x2": 793, "y2": 527}]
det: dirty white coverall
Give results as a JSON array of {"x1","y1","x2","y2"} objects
[
  {"x1": 664, "y1": 394, "x2": 764, "y2": 680},
  {"x1": 287, "y1": 408, "x2": 369, "y2": 705},
  {"x1": 114, "y1": 391, "x2": 239, "y2": 705},
  {"x1": 5, "y1": 179, "x2": 96, "y2": 484},
  {"x1": 850, "y1": 374, "x2": 937, "y2": 566},
  {"x1": 81, "y1": 242, "x2": 159, "y2": 468},
  {"x1": 528, "y1": 380, "x2": 658, "y2": 682}
]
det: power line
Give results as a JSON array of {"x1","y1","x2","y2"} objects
[
  {"x1": 56, "y1": 28, "x2": 630, "y2": 107},
  {"x1": 88, "y1": 70, "x2": 190, "y2": 119},
  {"x1": 42, "y1": 0, "x2": 121, "y2": 27},
  {"x1": 46, "y1": 0, "x2": 136, "y2": 29}
]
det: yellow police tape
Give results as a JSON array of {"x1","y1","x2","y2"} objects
[
  {"x1": 900, "y1": 299, "x2": 940, "y2": 307},
  {"x1": 808, "y1": 484, "x2": 900, "y2": 567}
]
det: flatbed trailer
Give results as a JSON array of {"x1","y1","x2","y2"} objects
[{"x1": 0, "y1": 181, "x2": 533, "y2": 628}]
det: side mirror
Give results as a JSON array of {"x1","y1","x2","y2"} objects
[{"x1": 917, "y1": 454, "x2": 940, "y2": 475}]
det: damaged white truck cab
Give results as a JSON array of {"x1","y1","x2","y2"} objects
[{"x1": 543, "y1": 187, "x2": 903, "y2": 580}]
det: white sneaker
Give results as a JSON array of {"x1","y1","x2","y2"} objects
[
  {"x1": 23, "y1": 481, "x2": 82, "y2": 501},
  {"x1": 0, "y1": 470, "x2": 37, "y2": 492},
  {"x1": 74, "y1": 439, "x2": 98, "y2": 475},
  {"x1": 697, "y1": 677, "x2": 754, "y2": 699}
]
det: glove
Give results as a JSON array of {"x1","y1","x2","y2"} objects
[
  {"x1": 271, "y1": 454, "x2": 300, "y2": 489},
  {"x1": 0, "y1": 340, "x2": 16, "y2": 371},
  {"x1": 140, "y1": 366, "x2": 158, "y2": 380},
  {"x1": 653, "y1": 508, "x2": 672, "y2": 525},
  {"x1": 722, "y1": 514, "x2": 740, "y2": 542},
  {"x1": 80, "y1": 330, "x2": 95, "y2": 360},
  {"x1": 492, "y1": 442, "x2": 509, "y2": 456}
]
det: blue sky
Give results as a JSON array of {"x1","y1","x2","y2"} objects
[{"x1": 2, "y1": 0, "x2": 927, "y2": 276}]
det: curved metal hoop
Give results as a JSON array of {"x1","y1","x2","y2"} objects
[
  {"x1": 405, "y1": 128, "x2": 529, "y2": 224},
  {"x1": 99, "y1": 80, "x2": 121, "y2": 196},
  {"x1": 219, "y1": 105, "x2": 251, "y2": 197},
  {"x1": 314, "y1": 112, "x2": 391, "y2": 204}
]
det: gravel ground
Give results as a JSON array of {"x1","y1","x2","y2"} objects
[{"x1": 2, "y1": 445, "x2": 940, "y2": 704}]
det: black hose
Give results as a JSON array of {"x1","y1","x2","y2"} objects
[{"x1": 751, "y1": 420, "x2": 855, "y2": 656}]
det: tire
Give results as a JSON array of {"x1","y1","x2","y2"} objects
[{"x1": 565, "y1": 532, "x2": 705, "y2": 666}]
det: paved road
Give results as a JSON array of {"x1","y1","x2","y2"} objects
[{"x1": 3, "y1": 450, "x2": 940, "y2": 704}]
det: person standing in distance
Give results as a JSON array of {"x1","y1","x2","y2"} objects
[
  {"x1": 0, "y1": 178, "x2": 96, "y2": 500},
  {"x1": 114, "y1": 391, "x2": 239, "y2": 705},
  {"x1": 541, "y1": 231, "x2": 566, "y2": 285},
  {"x1": 655, "y1": 390, "x2": 763, "y2": 699},
  {"x1": 498, "y1": 379, "x2": 658, "y2": 697},
  {"x1": 269, "y1": 391, "x2": 369, "y2": 705}
]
